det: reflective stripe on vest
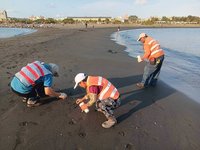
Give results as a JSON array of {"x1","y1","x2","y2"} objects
[
  {"x1": 19, "y1": 70, "x2": 35, "y2": 85},
  {"x1": 98, "y1": 76, "x2": 103, "y2": 85},
  {"x1": 148, "y1": 39, "x2": 156, "y2": 45},
  {"x1": 150, "y1": 49, "x2": 163, "y2": 56},
  {"x1": 110, "y1": 88, "x2": 117, "y2": 98},
  {"x1": 151, "y1": 44, "x2": 160, "y2": 51},
  {"x1": 99, "y1": 82, "x2": 111, "y2": 100},
  {"x1": 26, "y1": 65, "x2": 39, "y2": 79},
  {"x1": 15, "y1": 61, "x2": 51, "y2": 86},
  {"x1": 33, "y1": 62, "x2": 45, "y2": 76}
]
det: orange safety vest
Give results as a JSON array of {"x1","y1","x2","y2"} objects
[
  {"x1": 86, "y1": 76, "x2": 120, "y2": 100},
  {"x1": 144, "y1": 36, "x2": 164, "y2": 60}
]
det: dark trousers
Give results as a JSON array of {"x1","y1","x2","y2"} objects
[
  {"x1": 11, "y1": 82, "x2": 46, "y2": 101},
  {"x1": 143, "y1": 55, "x2": 165, "y2": 87},
  {"x1": 96, "y1": 98, "x2": 121, "y2": 119}
]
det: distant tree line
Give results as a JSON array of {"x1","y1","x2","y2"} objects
[
  {"x1": 1, "y1": 15, "x2": 199, "y2": 25},
  {"x1": 137, "y1": 15, "x2": 200, "y2": 25}
]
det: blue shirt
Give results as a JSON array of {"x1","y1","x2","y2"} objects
[{"x1": 11, "y1": 69, "x2": 53, "y2": 94}]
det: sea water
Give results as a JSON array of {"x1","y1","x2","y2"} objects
[
  {"x1": 111, "y1": 28, "x2": 200, "y2": 102},
  {"x1": 0, "y1": 27, "x2": 36, "y2": 38}
]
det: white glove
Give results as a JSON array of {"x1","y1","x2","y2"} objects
[
  {"x1": 59, "y1": 93, "x2": 67, "y2": 100},
  {"x1": 137, "y1": 55, "x2": 142, "y2": 63}
]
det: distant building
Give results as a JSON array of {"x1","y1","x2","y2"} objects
[
  {"x1": 0, "y1": 10, "x2": 8, "y2": 21},
  {"x1": 29, "y1": 15, "x2": 45, "y2": 21},
  {"x1": 67, "y1": 17, "x2": 112, "y2": 22}
]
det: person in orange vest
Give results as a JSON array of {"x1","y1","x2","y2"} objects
[
  {"x1": 74, "y1": 73, "x2": 121, "y2": 128},
  {"x1": 10, "y1": 61, "x2": 67, "y2": 107},
  {"x1": 136, "y1": 33, "x2": 165, "y2": 88}
]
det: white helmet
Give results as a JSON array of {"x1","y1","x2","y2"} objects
[
  {"x1": 74, "y1": 73, "x2": 87, "y2": 89},
  {"x1": 49, "y1": 63, "x2": 59, "y2": 77},
  {"x1": 137, "y1": 33, "x2": 147, "y2": 41}
]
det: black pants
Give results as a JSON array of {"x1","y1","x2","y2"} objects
[
  {"x1": 144, "y1": 55, "x2": 165, "y2": 87},
  {"x1": 11, "y1": 82, "x2": 46, "y2": 100}
]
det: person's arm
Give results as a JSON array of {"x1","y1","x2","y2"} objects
[
  {"x1": 87, "y1": 93, "x2": 97, "y2": 107},
  {"x1": 76, "y1": 94, "x2": 89, "y2": 104},
  {"x1": 44, "y1": 87, "x2": 67, "y2": 99},
  {"x1": 44, "y1": 87, "x2": 61, "y2": 97},
  {"x1": 76, "y1": 86, "x2": 99, "y2": 106},
  {"x1": 43, "y1": 74, "x2": 67, "y2": 100}
]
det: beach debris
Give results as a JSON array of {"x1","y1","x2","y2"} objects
[
  {"x1": 154, "y1": 121, "x2": 157, "y2": 126},
  {"x1": 107, "y1": 49, "x2": 118, "y2": 54},
  {"x1": 135, "y1": 126, "x2": 139, "y2": 130},
  {"x1": 19, "y1": 121, "x2": 38, "y2": 127}
]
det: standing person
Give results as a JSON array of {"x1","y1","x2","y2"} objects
[
  {"x1": 10, "y1": 61, "x2": 67, "y2": 107},
  {"x1": 117, "y1": 26, "x2": 120, "y2": 32},
  {"x1": 136, "y1": 33, "x2": 165, "y2": 88},
  {"x1": 85, "y1": 22, "x2": 88, "y2": 28},
  {"x1": 74, "y1": 73, "x2": 121, "y2": 128}
]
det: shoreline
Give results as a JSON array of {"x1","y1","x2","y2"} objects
[
  {"x1": 0, "y1": 27, "x2": 200, "y2": 150},
  {"x1": 0, "y1": 27, "x2": 37, "y2": 39},
  {"x1": 1, "y1": 23, "x2": 200, "y2": 39},
  {"x1": 111, "y1": 28, "x2": 200, "y2": 103}
]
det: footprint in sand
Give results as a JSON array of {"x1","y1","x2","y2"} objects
[
  {"x1": 68, "y1": 119, "x2": 76, "y2": 125},
  {"x1": 118, "y1": 131, "x2": 125, "y2": 136},
  {"x1": 78, "y1": 132, "x2": 86, "y2": 138},
  {"x1": 124, "y1": 143, "x2": 134, "y2": 150}
]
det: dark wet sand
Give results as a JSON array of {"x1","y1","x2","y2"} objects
[{"x1": 0, "y1": 27, "x2": 200, "y2": 150}]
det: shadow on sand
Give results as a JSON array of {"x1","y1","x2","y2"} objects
[
  {"x1": 109, "y1": 75, "x2": 175, "y2": 123},
  {"x1": 48, "y1": 74, "x2": 175, "y2": 124}
]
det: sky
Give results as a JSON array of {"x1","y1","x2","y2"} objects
[{"x1": 0, "y1": 0, "x2": 200, "y2": 18}]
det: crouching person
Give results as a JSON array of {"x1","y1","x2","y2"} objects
[
  {"x1": 10, "y1": 61, "x2": 67, "y2": 107},
  {"x1": 74, "y1": 73, "x2": 120, "y2": 128}
]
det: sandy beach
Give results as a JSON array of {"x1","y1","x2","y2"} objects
[{"x1": 0, "y1": 26, "x2": 200, "y2": 150}]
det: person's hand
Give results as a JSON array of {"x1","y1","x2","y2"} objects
[
  {"x1": 59, "y1": 93, "x2": 67, "y2": 100},
  {"x1": 76, "y1": 98, "x2": 83, "y2": 104},
  {"x1": 137, "y1": 55, "x2": 142, "y2": 63}
]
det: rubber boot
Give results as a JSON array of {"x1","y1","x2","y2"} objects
[{"x1": 102, "y1": 116, "x2": 117, "y2": 128}]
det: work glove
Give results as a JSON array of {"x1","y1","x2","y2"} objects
[
  {"x1": 59, "y1": 93, "x2": 67, "y2": 100},
  {"x1": 137, "y1": 55, "x2": 142, "y2": 63}
]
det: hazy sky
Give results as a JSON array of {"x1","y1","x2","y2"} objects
[{"x1": 1, "y1": 0, "x2": 200, "y2": 18}]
